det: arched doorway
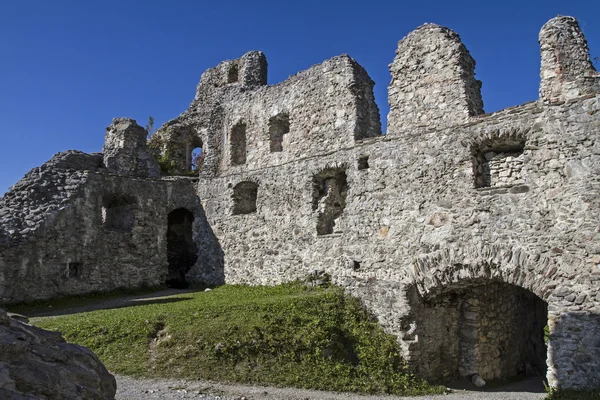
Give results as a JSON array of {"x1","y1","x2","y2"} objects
[
  {"x1": 166, "y1": 208, "x2": 198, "y2": 288},
  {"x1": 406, "y1": 281, "x2": 548, "y2": 385}
]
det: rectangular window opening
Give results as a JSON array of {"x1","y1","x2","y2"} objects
[
  {"x1": 358, "y1": 155, "x2": 369, "y2": 170},
  {"x1": 68, "y1": 262, "x2": 83, "y2": 279}
]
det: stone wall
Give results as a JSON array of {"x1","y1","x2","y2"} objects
[
  {"x1": 0, "y1": 120, "x2": 214, "y2": 303},
  {"x1": 188, "y1": 92, "x2": 599, "y2": 389},
  {"x1": 181, "y1": 16, "x2": 598, "y2": 389},
  {"x1": 0, "y1": 170, "x2": 207, "y2": 303},
  {"x1": 148, "y1": 53, "x2": 382, "y2": 176}
]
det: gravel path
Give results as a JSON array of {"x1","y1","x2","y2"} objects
[{"x1": 115, "y1": 375, "x2": 547, "y2": 400}]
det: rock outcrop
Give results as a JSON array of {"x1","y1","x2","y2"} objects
[{"x1": 0, "y1": 308, "x2": 116, "y2": 400}]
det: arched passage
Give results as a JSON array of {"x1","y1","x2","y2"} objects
[
  {"x1": 406, "y1": 281, "x2": 548, "y2": 384},
  {"x1": 186, "y1": 136, "x2": 204, "y2": 173},
  {"x1": 166, "y1": 208, "x2": 198, "y2": 288},
  {"x1": 405, "y1": 246, "x2": 556, "y2": 386}
]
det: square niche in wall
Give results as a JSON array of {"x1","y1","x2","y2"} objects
[
  {"x1": 102, "y1": 195, "x2": 136, "y2": 232},
  {"x1": 472, "y1": 141, "x2": 526, "y2": 189},
  {"x1": 232, "y1": 181, "x2": 258, "y2": 215},
  {"x1": 68, "y1": 262, "x2": 82, "y2": 279}
]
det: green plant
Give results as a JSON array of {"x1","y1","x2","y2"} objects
[
  {"x1": 145, "y1": 116, "x2": 155, "y2": 137},
  {"x1": 545, "y1": 387, "x2": 600, "y2": 400},
  {"x1": 157, "y1": 153, "x2": 178, "y2": 174}
]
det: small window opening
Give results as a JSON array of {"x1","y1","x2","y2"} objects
[
  {"x1": 230, "y1": 122, "x2": 247, "y2": 166},
  {"x1": 102, "y1": 194, "x2": 136, "y2": 232},
  {"x1": 358, "y1": 155, "x2": 369, "y2": 170},
  {"x1": 472, "y1": 141, "x2": 525, "y2": 188},
  {"x1": 352, "y1": 261, "x2": 361, "y2": 271},
  {"x1": 228, "y1": 63, "x2": 239, "y2": 83},
  {"x1": 191, "y1": 147, "x2": 205, "y2": 172},
  {"x1": 312, "y1": 168, "x2": 348, "y2": 235},
  {"x1": 232, "y1": 181, "x2": 258, "y2": 215},
  {"x1": 269, "y1": 113, "x2": 290, "y2": 152},
  {"x1": 68, "y1": 262, "x2": 82, "y2": 279}
]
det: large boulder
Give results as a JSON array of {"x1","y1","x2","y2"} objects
[{"x1": 0, "y1": 308, "x2": 116, "y2": 400}]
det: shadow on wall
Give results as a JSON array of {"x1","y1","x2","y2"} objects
[
  {"x1": 547, "y1": 312, "x2": 600, "y2": 390},
  {"x1": 184, "y1": 204, "x2": 225, "y2": 288}
]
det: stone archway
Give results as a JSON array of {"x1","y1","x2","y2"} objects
[
  {"x1": 404, "y1": 245, "x2": 558, "y2": 386},
  {"x1": 406, "y1": 281, "x2": 548, "y2": 384},
  {"x1": 166, "y1": 208, "x2": 198, "y2": 288}
]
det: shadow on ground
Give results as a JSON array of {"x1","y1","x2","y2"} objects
[
  {"x1": 10, "y1": 288, "x2": 201, "y2": 318},
  {"x1": 446, "y1": 376, "x2": 546, "y2": 393}
]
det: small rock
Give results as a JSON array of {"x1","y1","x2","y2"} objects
[{"x1": 472, "y1": 373, "x2": 486, "y2": 387}]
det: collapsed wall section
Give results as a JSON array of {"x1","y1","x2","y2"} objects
[
  {"x1": 0, "y1": 171, "x2": 205, "y2": 304},
  {"x1": 0, "y1": 151, "x2": 103, "y2": 247},
  {"x1": 0, "y1": 119, "x2": 212, "y2": 304}
]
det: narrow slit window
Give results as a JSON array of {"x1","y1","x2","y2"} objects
[
  {"x1": 68, "y1": 262, "x2": 82, "y2": 279},
  {"x1": 312, "y1": 168, "x2": 348, "y2": 235},
  {"x1": 230, "y1": 122, "x2": 247, "y2": 166},
  {"x1": 190, "y1": 147, "x2": 204, "y2": 172},
  {"x1": 358, "y1": 155, "x2": 369, "y2": 170}
]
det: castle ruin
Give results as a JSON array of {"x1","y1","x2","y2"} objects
[{"x1": 1, "y1": 16, "x2": 599, "y2": 390}]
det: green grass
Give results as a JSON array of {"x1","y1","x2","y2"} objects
[
  {"x1": 31, "y1": 283, "x2": 445, "y2": 395},
  {"x1": 545, "y1": 388, "x2": 600, "y2": 399}
]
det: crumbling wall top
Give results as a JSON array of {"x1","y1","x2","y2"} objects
[
  {"x1": 194, "y1": 51, "x2": 268, "y2": 103},
  {"x1": 103, "y1": 118, "x2": 159, "y2": 178}
]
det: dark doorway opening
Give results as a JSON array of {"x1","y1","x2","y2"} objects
[{"x1": 166, "y1": 208, "x2": 198, "y2": 288}]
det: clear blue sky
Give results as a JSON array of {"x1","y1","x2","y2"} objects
[{"x1": 1, "y1": 0, "x2": 598, "y2": 194}]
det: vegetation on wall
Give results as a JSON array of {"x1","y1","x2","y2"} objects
[{"x1": 147, "y1": 128, "x2": 178, "y2": 174}]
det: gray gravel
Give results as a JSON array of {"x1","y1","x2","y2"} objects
[{"x1": 115, "y1": 375, "x2": 547, "y2": 400}]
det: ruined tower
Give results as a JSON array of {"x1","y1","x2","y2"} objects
[
  {"x1": 539, "y1": 16, "x2": 599, "y2": 102},
  {"x1": 386, "y1": 24, "x2": 484, "y2": 135}
]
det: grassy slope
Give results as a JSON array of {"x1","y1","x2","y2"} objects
[{"x1": 31, "y1": 284, "x2": 445, "y2": 396}]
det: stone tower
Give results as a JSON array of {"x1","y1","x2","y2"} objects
[
  {"x1": 539, "y1": 16, "x2": 599, "y2": 102},
  {"x1": 386, "y1": 23, "x2": 484, "y2": 135}
]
